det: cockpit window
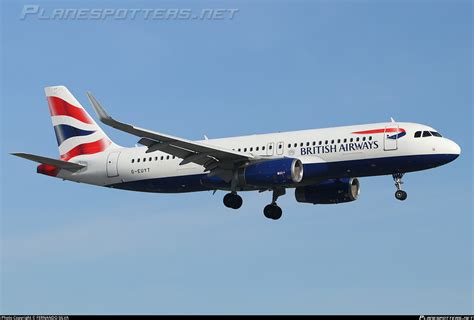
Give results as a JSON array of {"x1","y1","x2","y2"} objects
[{"x1": 415, "y1": 130, "x2": 442, "y2": 138}]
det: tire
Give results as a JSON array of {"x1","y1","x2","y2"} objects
[
  {"x1": 272, "y1": 206, "x2": 283, "y2": 220},
  {"x1": 224, "y1": 193, "x2": 243, "y2": 209},
  {"x1": 263, "y1": 204, "x2": 283, "y2": 220},
  {"x1": 223, "y1": 193, "x2": 234, "y2": 208},
  {"x1": 264, "y1": 204, "x2": 274, "y2": 219},
  {"x1": 395, "y1": 190, "x2": 407, "y2": 201},
  {"x1": 232, "y1": 194, "x2": 243, "y2": 209}
]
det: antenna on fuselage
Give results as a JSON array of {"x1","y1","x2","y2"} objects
[{"x1": 390, "y1": 117, "x2": 396, "y2": 123}]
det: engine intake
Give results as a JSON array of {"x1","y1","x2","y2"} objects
[
  {"x1": 295, "y1": 178, "x2": 360, "y2": 204},
  {"x1": 240, "y1": 158, "x2": 303, "y2": 187}
]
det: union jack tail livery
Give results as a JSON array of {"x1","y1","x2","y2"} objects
[{"x1": 45, "y1": 86, "x2": 119, "y2": 161}]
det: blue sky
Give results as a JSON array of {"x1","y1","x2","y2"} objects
[{"x1": 1, "y1": 0, "x2": 472, "y2": 314}]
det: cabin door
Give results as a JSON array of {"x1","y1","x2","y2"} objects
[{"x1": 384, "y1": 125, "x2": 398, "y2": 151}]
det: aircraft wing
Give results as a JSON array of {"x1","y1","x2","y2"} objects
[{"x1": 87, "y1": 92, "x2": 257, "y2": 176}]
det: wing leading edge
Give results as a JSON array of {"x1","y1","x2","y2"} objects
[{"x1": 86, "y1": 92, "x2": 256, "y2": 178}]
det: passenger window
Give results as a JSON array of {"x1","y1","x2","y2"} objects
[
  {"x1": 422, "y1": 131, "x2": 432, "y2": 137},
  {"x1": 337, "y1": 139, "x2": 341, "y2": 144},
  {"x1": 414, "y1": 131, "x2": 421, "y2": 138},
  {"x1": 131, "y1": 159, "x2": 135, "y2": 163},
  {"x1": 350, "y1": 138, "x2": 353, "y2": 142},
  {"x1": 369, "y1": 136, "x2": 372, "y2": 141},
  {"x1": 300, "y1": 142, "x2": 303, "y2": 147},
  {"x1": 356, "y1": 137, "x2": 360, "y2": 142},
  {"x1": 166, "y1": 155, "x2": 170, "y2": 160},
  {"x1": 331, "y1": 140, "x2": 334, "y2": 144},
  {"x1": 312, "y1": 141, "x2": 316, "y2": 146},
  {"x1": 344, "y1": 138, "x2": 347, "y2": 143},
  {"x1": 269, "y1": 145, "x2": 273, "y2": 149},
  {"x1": 161, "y1": 156, "x2": 164, "y2": 160},
  {"x1": 149, "y1": 157, "x2": 152, "y2": 161},
  {"x1": 306, "y1": 142, "x2": 310, "y2": 146},
  {"x1": 173, "y1": 156, "x2": 175, "y2": 159},
  {"x1": 279, "y1": 144, "x2": 282, "y2": 149},
  {"x1": 250, "y1": 147, "x2": 253, "y2": 152},
  {"x1": 262, "y1": 146, "x2": 266, "y2": 150},
  {"x1": 137, "y1": 158, "x2": 140, "y2": 163},
  {"x1": 288, "y1": 144, "x2": 291, "y2": 148},
  {"x1": 325, "y1": 140, "x2": 328, "y2": 145},
  {"x1": 362, "y1": 137, "x2": 366, "y2": 141},
  {"x1": 318, "y1": 141, "x2": 322, "y2": 145},
  {"x1": 256, "y1": 147, "x2": 259, "y2": 151},
  {"x1": 238, "y1": 148, "x2": 241, "y2": 152},
  {"x1": 143, "y1": 158, "x2": 146, "y2": 162},
  {"x1": 244, "y1": 148, "x2": 247, "y2": 152}
]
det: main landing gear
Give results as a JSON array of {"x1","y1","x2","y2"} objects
[
  {"x1": 263, "y1": 188, "x2": 285, "y2": 220},
  {"x1": 222, "y1": 188, "x2": 285, "y2": 220},
  {"x1": 393, "y1": 173, "x2": 408, "y2": 201},
  {"x1": 223, "y1": 192, "x2": 243, "y2": 209}
]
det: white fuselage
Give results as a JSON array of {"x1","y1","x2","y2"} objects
[{"x1": 57, "y1": 121, "x2": 460, "y2": 193}]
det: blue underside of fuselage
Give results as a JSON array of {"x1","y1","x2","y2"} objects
[{"x1": 107, "y1": 153, "x2": 458, "y2": 193}]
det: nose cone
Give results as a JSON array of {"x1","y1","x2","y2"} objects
[
  {"x1": 448, "y1": 139, "x2": 461, "y2": 156},
  {"x1": 441, "y1": 139, "x2": 461, "y2": 164}
]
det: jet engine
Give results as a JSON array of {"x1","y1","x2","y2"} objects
[
  {"x1": 239, "y1": 158, "x2": 304, "y2": 187},
  {"x1": 201, "y1": 158, "x2": 303, "y2": 189},
  {"x1": 295, "y1": 178, "x2": 360, "y2": 204}
]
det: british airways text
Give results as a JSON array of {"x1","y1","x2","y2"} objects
[{"x1": 300, "y1": 140, "x2": 379, "y2": 155}]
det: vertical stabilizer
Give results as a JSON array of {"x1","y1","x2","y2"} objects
[{"x1": 45, "y1": 85, "x2": 119, "y2": 161}]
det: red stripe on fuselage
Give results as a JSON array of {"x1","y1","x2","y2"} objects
[
  {"x1": 60, "y1": 138, "x2": 111, "y2": 161},
  {"x1": 352, "y1": 128, "x2": 406, "y2": 134},
  {"x1": 47, "y1": 96, "x2": 94, "y2": 124}
]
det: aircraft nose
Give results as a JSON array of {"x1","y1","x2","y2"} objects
[
  {"x1": 449, "y1": 139, "x2": 461, "y2": 156},
  {"x1": 441, "y1": 139, "x2": 461, "y2": 164}
]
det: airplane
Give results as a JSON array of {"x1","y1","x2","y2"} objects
[{"x1": 12, "y1": 86, "x2": 461, "y2": 220}]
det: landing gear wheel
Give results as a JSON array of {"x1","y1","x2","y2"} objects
[
  {"x1": 395, "y1": 190, "x2": 407, "y2": 201},
  {"x1": 263, "y1": 205, "x2": 274, "y2": 219},
  {"x1": 392, "y1": 173, "x2": 407, "y2": 201},
  {"x1": 263, "y1": 204, "x2": 283, "y2": 220},
  {"x1": 223, "y1": 193, "x2": 243, "y2": 209},
  {"x1": 272, "y1": 206, "x2": 283, "y2": 220}
]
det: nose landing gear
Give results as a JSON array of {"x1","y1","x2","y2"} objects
[{"x1": 393, "y1": 173, "x2": 407, "y2": 201}]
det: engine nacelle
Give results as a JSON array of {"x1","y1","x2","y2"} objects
[
  {"x1": 239, "y1": 158, "x2": 304, "y2": 187},
  {"x1": 295, "y1": 178, "x2": 360, "y2": 204}
]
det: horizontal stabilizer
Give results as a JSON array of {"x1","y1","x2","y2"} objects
[{"x1": 11, "y1": 153, "x2": 85, "y2": 171}]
